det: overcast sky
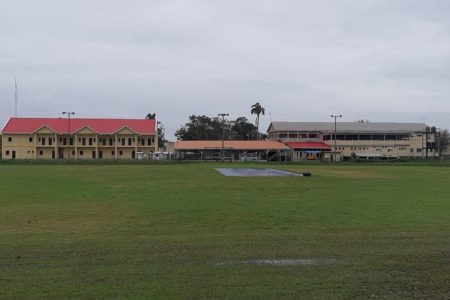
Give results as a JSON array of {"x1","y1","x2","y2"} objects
[{"x1": 1, "y1": 0, "x2": 450, "y2": 139}]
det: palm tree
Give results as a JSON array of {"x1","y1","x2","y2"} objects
[{"x1": 251, "y1": 102, "x2": 265, "y2": 140}]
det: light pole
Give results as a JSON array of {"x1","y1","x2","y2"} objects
[
  {"x1": 330, "y1": 114, "x2": 342, "y2": 162},
  {"x1": 218, "y1": 113, "x2": 229, "y2": 162},
  {"x1": 62, "y1": 112, "x2": 75, "y2": 160}
]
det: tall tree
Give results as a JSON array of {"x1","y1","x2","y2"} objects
[
  {"x1": 230, "y1": 117, "x2": 258, "y2": 140},
  {"x1": 157, "y1": 121, "x2": 167, "y2": 150},
  {"x1": 438, "y1": 129, "x2": 449, "y2": 157},
  {"x1": 251, "y1": 102, "x2": 265, "y2": 140},
  {"x1": 175, "y1": 115, "x2": 260, "y2": 141},
  {"x1": 175, "y1": 115, "x2": 225, "y2": 140}
]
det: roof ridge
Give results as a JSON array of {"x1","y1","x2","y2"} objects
[
  {"x1": 2, "y1": 117, "x2": 156, "y2": 134},
  {"x1": 8, "y1": 117, "x2": 152, "y2": 121}
]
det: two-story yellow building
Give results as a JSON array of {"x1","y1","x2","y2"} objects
[{"x1": 1, "y1": 117, "x2": 158, "y2": 160}]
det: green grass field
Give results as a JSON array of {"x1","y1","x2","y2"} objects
[{"x1": 0, "y1": 163, "x2": 449, "y2": 299}]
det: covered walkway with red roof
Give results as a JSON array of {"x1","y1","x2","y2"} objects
[{"x1": 175, "y1": 140, "x2": 290, "y2": 162}]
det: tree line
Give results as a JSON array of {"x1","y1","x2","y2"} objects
[
  {"x1": 174, "y1": 102, "x2": 266, "y2": 141},
  {"x1": 147, "y1": 102, "x2": 266, "y2": 144},
  {"x1": 174, "y1": 115, "x2": 267, "y2": 141}
]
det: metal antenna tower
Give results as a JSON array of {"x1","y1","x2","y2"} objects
[{"x1": 14, "y1": 77, "x2": 18, "y2": 117}]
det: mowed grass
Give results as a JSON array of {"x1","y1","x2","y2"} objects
[{"x1": 0, "y1": 163, "x2": 449, "y2": 299}]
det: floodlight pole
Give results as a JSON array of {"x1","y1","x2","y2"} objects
[
  {"x1": 218, "y1": 113, "x2": 229, "y2": 162},
  {"x1": 331, "y1": 114, "x2": 342, "y2": 162},
  {"x1": 62, "y1": 112, "x2": 75, "y2": 161}
]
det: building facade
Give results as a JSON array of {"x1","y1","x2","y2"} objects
[
  {"x1": 1, "y1": 118, "x2": 157, "y2": 160},
  {"x1": 268, "y1": 122, "x2": 438, "y2": 161}
]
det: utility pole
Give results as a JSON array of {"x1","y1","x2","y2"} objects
[
  {"x1": 330, "y1": 114, "x2": 342, "y2": 162},
  {"x1": 62, "y1": 112, "x2": 75, "y2": 161},
  {"x1": 14, "y1": 77, "x2": 18, "y2": 117},
  {"x1": 218, "y1": 113, "x2": 229, "y2": 162}
]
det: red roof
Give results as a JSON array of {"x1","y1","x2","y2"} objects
[
  {"x1": 2, "y1": 117, "x2": 156, "y2": 135},
  {"x1": 175, "y1": 140, "x2": 290, "y2": 150},
  {"x1": 285, "y1": 142, "x2": 331, "y2": 149}
]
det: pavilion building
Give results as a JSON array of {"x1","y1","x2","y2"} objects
[{"x1": 268, "y1": 121, "x2": 437, "y2": 161}]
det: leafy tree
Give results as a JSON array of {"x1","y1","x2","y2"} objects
[
  {"x1": 230, "y1": 117, "x2": 258, "y2": 140},
  {"x1": 438, "y1": 129, "x2": 449, "y2": 157},
  {"x1": 175, "y1": 115, "x2": 225, "y2": 140},
  {"x1": 145, "y1": 113, "x2": 156, "y2": 119},
  {"x1": 251, "y1": 102, "x2": 265, "y2": 140},
  {"x1": 157, "y1": 122, "x2": 168, "y2": 150},
  {"x1": 145, "y1": 113, "x2": 166, "y2": 149},
  {"x1": 175, "y1": 115, "x2": 262, "y2": 141}
]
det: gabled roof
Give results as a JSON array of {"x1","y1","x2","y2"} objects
[
  {"x1": 285, "y1": 142, "x2": 331, "y2": 150},
  {"x1": 175, "y1": 140, "x2": 290, "y2": 150},
  {"x1": 268, "y1": 122, "x2": 428, "y2": 133},
  {"x1": 2, "y1": 118, "x2": 156, "y2": 135},
  {"x1": 32, "y1": 125, "x2": 58, "y2": 134}
]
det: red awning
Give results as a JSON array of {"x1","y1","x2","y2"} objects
[{"x1": 285, "y1": 142, "x2": 331, "y2": 150}]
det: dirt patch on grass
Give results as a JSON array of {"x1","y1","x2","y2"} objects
[
  {"x1": 247, "y1": 258, "x2": 337, "y2": 266},
  {"x1": 217, "y1": 258, "x2": 337, "y2": 266}
]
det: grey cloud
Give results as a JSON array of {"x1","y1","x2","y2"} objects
[{"x1": 1, "y1": 0, "x2": 450, "y2": 138}]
